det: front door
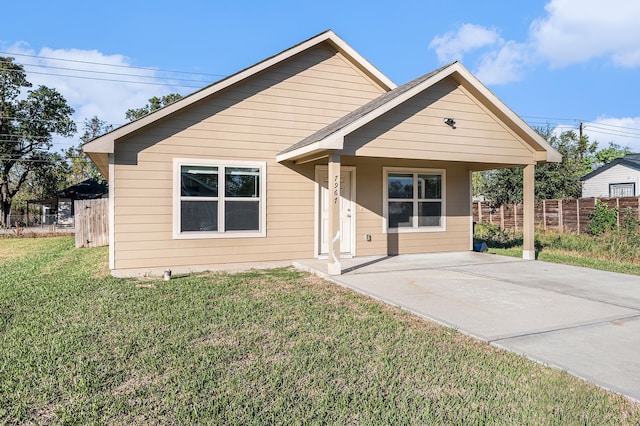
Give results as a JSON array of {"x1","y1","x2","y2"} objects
[{"x1": 318, "y1": 168, "x2": 354, "y2": 256}]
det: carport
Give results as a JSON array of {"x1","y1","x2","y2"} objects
[{"x1": 294, "y1": 252, "x2": 640, "y2": 401}]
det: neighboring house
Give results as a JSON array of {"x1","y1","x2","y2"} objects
[
  {"x1": 83, "y1": 30, "x2": 560, "y2": 277},
  {"x1": 28, "y1": 178, "x2": 108, "y2": 226},
  {"x1": 581, "y1": 154, "x2": 640, "y2": 198}
]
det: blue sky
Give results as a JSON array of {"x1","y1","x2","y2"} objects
[{"x1": 2, "y1": 0, "x2": 640, "y2": 151}]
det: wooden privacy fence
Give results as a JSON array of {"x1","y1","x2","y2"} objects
[
  {"x1": 74, "y1": 198, "x2": 108, "y2": 248},
  {"x1": 473, "y1": 197, "x2": 640, "y2": 234}
]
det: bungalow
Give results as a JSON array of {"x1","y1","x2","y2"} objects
[
  {"x1": 581, "y1": 153, "x2": 640, "y2": 198},
  {"x1": 83, "y1": 30, "x2": 561, "y2": 277}
]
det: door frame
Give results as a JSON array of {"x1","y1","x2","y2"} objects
[{"x1": 314, "y1": 165, "x2": 356, "y2": 258}]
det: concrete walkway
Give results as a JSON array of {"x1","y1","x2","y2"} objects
[{"x1": 294, "y1": 252, "x2": 640, "y2": 401}]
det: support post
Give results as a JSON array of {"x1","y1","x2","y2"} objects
[
  {"x1": 523, "y1": 164, "x2": 535, "y2": 260},
  {"x1": 327, "y1": 153, "x2": 342, "y2": 275}
]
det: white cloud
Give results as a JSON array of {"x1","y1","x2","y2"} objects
[
  {"x1": 584, "y1": 116, "x2": 640, "y2": 152},
  {"x1": 530, "y1": 0, "x2": 640, "y2": 67},
  {"x1": 3, "y1": 43, "x2": 191, "y2": 141},
  {"x1": 475, "y1": 41, "x2": 529, "y2": 85},
  {"x1": 428, "y1": 24, "x2": 501, "y2": 63}
]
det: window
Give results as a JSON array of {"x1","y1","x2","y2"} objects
[
  {"x1": 174, "y1": 159, "x2": 266, "y2": 239},
  {"x1": 384, "y1": 168, "x2": 445, "y2": 232},
  {"x1": 609, "y1": 183, "x2": 635, "y2": 198}
]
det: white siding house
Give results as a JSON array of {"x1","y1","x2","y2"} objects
[{"x1": 581, "y1": 155, "x2": 640, "y2": 198}]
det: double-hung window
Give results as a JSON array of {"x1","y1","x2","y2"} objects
[
  {"x1": 384, "y1": 168, "x2": 445, "y2": 232},
  {"x1": 174, "y1": 159, "x2": 266, "y2": 239}
]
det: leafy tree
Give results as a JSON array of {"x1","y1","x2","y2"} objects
[
  {"x1": 593, "y1": 142, "x2": 631, "y2": 166},
  {"x1": 125, "y1": 93, "x2": 182, "y2": 122},
  {"x1": 477, "y1": 126, "x2": 593, "y2": 205},
  {"x1": 64, "y1": 116, "x2": 112, "y2": 184},
  {"x1": 0, "y1": 57, "x2": 76, "y2": 227}
]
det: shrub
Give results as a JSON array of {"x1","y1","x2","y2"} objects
[
  {"x1": 473, "y1": 223, "x2": 522, "y2": 248},
  {"x1": 588, "y1": 200, "x2": 617, "y2": 235},
  {"x1": 620, "y1": 207, "x2": 640, "y2": 236}
]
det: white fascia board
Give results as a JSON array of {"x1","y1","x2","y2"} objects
[
  {"x1": 452, "y1": 64, "x2": 562, "y2": 163},
  {"x1": 276, "y1": 144, "x2": 324, "y2": 162}
]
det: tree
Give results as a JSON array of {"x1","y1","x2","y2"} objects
[
  {"x1": 593, "y1": 142, "x2": 631, "y2": 166},
  {"x1": 125, "y1": 93, "x2": 182, "y2": 122},
  {"x1": 477, "y1": 126, "x2": 593, "y2": 205},
  {"x1": 64, "y1": 116, "x2": 112, "y2": 184},
  {"x1": 0, "y1": 57, "x2": 76, "y2": 227}
]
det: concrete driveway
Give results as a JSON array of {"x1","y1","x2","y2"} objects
[{"x1": 294, "y1": 252, "x2": 640, "y2": 401}]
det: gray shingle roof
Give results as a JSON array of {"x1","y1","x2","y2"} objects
[
  {"x1": 580, "y1": 153, "x2": 640, "y2": 181},
  {"x1": 278, "y1": 62, "x2": 457, "y2": 156}
]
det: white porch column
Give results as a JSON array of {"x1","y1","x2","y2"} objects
[
  {"x1": 327, "y1": 153, "x2": 342, "y2": 275},
  {"x1": 523, "y1": 164, "x2": 535, "y2": 260}
]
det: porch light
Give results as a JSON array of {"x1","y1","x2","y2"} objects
[{"x1": 443, "y1": 117, "x2": 456, "y2": 129}]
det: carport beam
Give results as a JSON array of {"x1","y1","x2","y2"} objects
[{"x1": 523, "y1": 164, "x2": 535, "y2": 260}]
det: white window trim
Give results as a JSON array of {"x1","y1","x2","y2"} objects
[
  {"x1": 609, "y1": 182, "x2": 635, "y2": 198},
  {"x1": 173, "y1": 158, "x2": 267, "y2": 239},
  {"x1": 382, "y1": 167, "x2": 446, "y2": 234}
]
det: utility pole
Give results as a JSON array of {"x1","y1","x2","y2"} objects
[{"x1": 579, "y1": 121, "x2": 583, "y2": 140}]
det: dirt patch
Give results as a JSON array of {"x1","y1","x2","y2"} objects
[{"x1": 111, "y1": 373, "x2": 160, "y2": 397}]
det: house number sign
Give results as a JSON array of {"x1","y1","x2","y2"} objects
[{"x1": 333, "y1": 175, "x2": 339, "y2": 204}]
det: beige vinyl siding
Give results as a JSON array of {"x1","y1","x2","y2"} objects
[
  {"x1": 349, "y1": 157, "x2": 471, "y2": 257},
  {"x1": 343, "y1": 77, "x2": 536, "y2": 165},
  {"x1": 112, "y1": 44, "x2": 386, "y2": 271}
]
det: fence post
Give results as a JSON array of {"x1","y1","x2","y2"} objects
[
  {"x1": 500, "y1": 205, "x2": 505, "y2": 230},
  {"x1": 617, "y1": 198, "x2": 620, "y2": 227},
  {"x1": 478, "y1": 201, "x2": 482, "y2": 223},
  {"x1": 576, "y1": 198, "x2": 580, "y2": 234},
  {"x1": 542, "y1": 199, "x2": 547, "y2": 230},
  {"x1": 558, "y1": 199, "x2": 564, "y2": 233}
]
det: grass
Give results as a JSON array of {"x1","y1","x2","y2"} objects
[
  {"x1": 1, "y1": 237, "x2": 639, "y2": 424},
  {"x1": 474, "y1": 223, "x2": 640, "y2": 275}
]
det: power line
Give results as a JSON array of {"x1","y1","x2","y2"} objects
[
  {"x1": 1, "y1": 68, "x2": 204, "y2": 89},
  {"x1": 584, "y1": 124, "x2": 640, "y2": 137},
  {"x1": 2, "y1": 64, "x2": 214, "y2": 85},
  {"x1": 0, "y1": 50, "x2": 226, "y2": 78}
]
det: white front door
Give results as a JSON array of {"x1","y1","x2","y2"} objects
[{"x1": 318, "y1": 168, "x2": 354, "y2": 256}]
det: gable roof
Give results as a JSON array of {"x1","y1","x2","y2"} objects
[
  {"x1": 277, "y1": 61, "x2": 561, "y2": 164},
  {"x1": 580, "y1": 153, "x2": 640, "y2": 181},
  {"x1": 83, "y1": 30, "x2": 396, "y2": 177}
]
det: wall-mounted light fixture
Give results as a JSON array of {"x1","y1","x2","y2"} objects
[{"x1": 443, "y1": 117, "x2": 456, "y2": 129}]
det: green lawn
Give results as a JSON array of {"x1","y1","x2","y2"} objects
[
  {"x1": 474, "y1": 224, "x2": 640, "y2": 275},
  {"x1": 1, "y1": 237, "x2": 639, "y2": 424}
]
